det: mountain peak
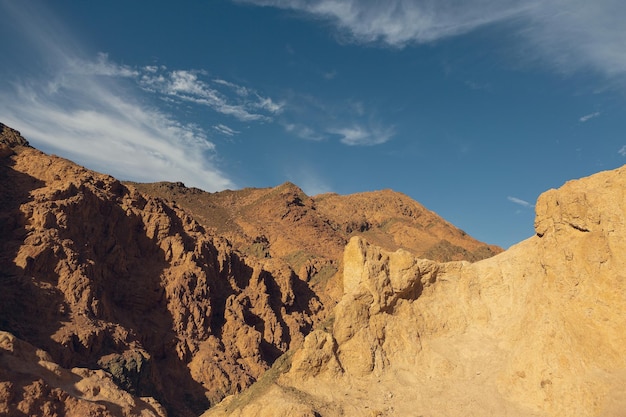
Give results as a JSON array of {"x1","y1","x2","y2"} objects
[{"x1": 0, "y1": 122, "x2": 30, "y2": 150}]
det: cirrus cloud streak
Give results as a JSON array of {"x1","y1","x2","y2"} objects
[
  {"x1": 0, "y1": 2, "x2": 234, "y2": 191},
  {"x1": 507, "y1": 196, "x2": 534, "y2": 208},
  {"x1": 237, "y1": 0, "x2": 626, "y2": 80}
]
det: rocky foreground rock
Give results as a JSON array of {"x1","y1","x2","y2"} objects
[
  {"x1": 204, "y1": 166, "x2": 626, "y2": 416},
  {"x1": 0, "y1": 122, "x2": 499, "y2": 416}
]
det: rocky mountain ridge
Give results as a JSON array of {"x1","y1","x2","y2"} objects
[
  {"x1": 0, "y1": 122, "x2": 500, "y2": 416},
  {"x1": 130, "y1": 180, "x2": 500, "y2": 314},
  {"x1": 131, "y1": 180, "x2": 499, "y2": 265}
]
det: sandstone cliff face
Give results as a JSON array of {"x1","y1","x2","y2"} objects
[
  {"x1": 205, "y1": 165, "x2": 626, "y2": 417},
  {"x1": 0, "y1": 124, "x2": 320, "y2": 416}
]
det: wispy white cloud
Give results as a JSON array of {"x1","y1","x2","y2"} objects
[
  {"x1": 237, "y1": 0, "x2": 530, "y2": 45},
  {"x1": 521, "y1": 0, "x2": 626, "y2": 78},
  {"x1": 284, "y1": 119, "x2": 395, "y2": 146},
  {"x1": 0, "y1": 2, "x2": 233, "y2": 191},
  {"x1": 75, "y1": 52, "x2": 139, "y2": 78},
  {"x1": 507, "y1": 196, "x2": 533, "y2": 208},
  {"x1": 285, "y1": 123, "x2": 326, "y2": 141},
  {"x1": 280, "y1": 92, "x2": 394, "y2": 146},
  {"x1": 1, "y1": 70, "x2": 234, "y2": 191},
  {"x1": 138, "y1": 69, "x2": 281, "y2": 121},
  {"x1": 213, "y1": 78, "x2": 284, "y2": 113},
  {"x1": 238, "y1": 0, "x2": 626, "y2": 81},
  {"x1": 213, "y1": 78, "x2": 251, "y2": 96},
  {"x1": 618, "y1": 146, "x2": 626, "y2": 157},
  {"x1": 143, "y1": 65, "x2": 160, "y2": 73},
  {"x1": 579, "y1": 111, "x2": 601, "y2": 123},
  {"x1": 213, "y1": 124, "x2": 240, "y2": 136},
  {"x1": 329, "y1": 123, "x2": 395, "y2": 146},
  {"x1": 255, "y1": 96, "x2": 284, "y2": 114}
]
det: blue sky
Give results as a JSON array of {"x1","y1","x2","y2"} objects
[{"x1": 1, "y1": 0, "x2": 625, "y2": 248}]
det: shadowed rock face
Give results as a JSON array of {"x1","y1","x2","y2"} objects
[
  {"x1": 204, "y1": 165, "x2": 626, "y2": 417},
  {"x1": 0, "y1": 122, "x2": 502, "y2": 417},
  {"x1": 0, "y1": 126, "x2": 320, "y2": 416}
]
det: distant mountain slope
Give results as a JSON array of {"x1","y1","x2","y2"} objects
[
  {"x1": 313, "y1": 189, "x2": 500, "y2": 261},
  {"x1": 131, "y1": 180, "x2": 501, "y2": 307},
  {"x1": 132, "y1": 181, "x2": 500, "y2": 265},
  {"x1": 204, "y1": 163, "x2": 626, "y2": 417},
  {"x1": 0, "y1": 121, "x2": 499, "y2": 417}
]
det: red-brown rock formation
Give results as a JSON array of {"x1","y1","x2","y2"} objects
[{"x1": 0, "y1": 123, "x2": 319, "y2": 416}]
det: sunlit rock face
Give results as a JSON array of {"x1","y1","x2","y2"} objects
[{"x1": 205, "y1": 165, "x2": 626, "y2": 417}]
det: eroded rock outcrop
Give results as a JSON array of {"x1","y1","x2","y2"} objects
[
  {"x1": 206, "y1": 165, "x2": 626, "y2": 417},
  {"x1": 0, "y1": 126, "x2": 320, "y2": 416}
]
